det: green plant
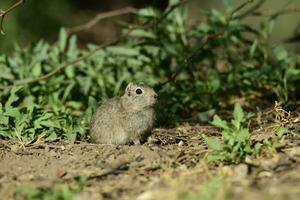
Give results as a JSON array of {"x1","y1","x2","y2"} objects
[
  {"x1": 179, "y1": 175, "x2": 226, "y2": 200},
  {"x1": 0, "y1": 86, "x2": 87, "y2": 143},
  {"x1": 205, "y1": 104, "x2": 255, "y2": 163},
  {"x1": 16, "y1": 177, "x2": 86, "y2": 200}
]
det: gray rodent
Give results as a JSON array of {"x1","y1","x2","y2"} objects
[{"x1": 89, "y1": 82, "x2": 158, "y2": 144}]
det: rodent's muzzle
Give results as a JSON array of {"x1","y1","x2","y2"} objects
[{"x1": 150, "y1": 93, "x2": 158, "y2": 106}]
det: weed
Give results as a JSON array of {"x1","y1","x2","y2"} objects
[
  {"x1": 16, "y1": 177, "x2": 86, "y2": 200},
  {"x1": 179, "y1": 175, "x2": 226, "y2": 200},
  {"x1": 260, "y1": 102, "x2": 291, "y2": 154},
  {"x1": 204, "y1": 104, "x2": 255, "y2": 163}
]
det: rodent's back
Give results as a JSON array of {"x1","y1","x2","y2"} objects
[{"x1": 90, "y1": 97, "x2": 124, "y2": 143}]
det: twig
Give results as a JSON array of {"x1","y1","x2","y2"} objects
[
  {"x1": 251, "y1": 7, "x2": 300, "y2": 17},
  {"x1": 235, "y1": 0, "x2": 266, "y2": 19},
  {"x1": 153, "y1": 0, "x2": 189, "y2": 26},
  {"x1": 62, "y1": 160, "x2": 130, "y2": 181},
  {"x1": 229, "y1": 0, "x2": 254, "y2": 19},
  {"x1": 68, "y1": 7, "x2": 138, "y2": 34},
  {"x1": 237, "y1": 0, "x2": 300, "y2": 18},
  {"x1": 87, "y1": 161, "x2": 129, "y2": 180},
  {"x1": 0, "y1": 0, "x2": 25, "y2": 35}
]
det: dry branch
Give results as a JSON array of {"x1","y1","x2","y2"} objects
[
  {"x1": 251, "y1": 7, "x2": 300, "y2": 17},
  {"x1": 235, "y1": 0, "x2": 266, "y2": 19},
  {"x1": 236, "y1": 0, "x2": 300, "y2": 19},
  {"x1": 68, "y1": 7, "x2": 138, "y2": 34},
  {"x1": 0, "y1": 0, "x2": 25, "y2": 34}
]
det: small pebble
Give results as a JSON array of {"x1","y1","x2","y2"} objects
[{"x1": 178, "y1": 141, "x2": 184, "y2": 146}]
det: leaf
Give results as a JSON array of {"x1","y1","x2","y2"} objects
[
  {"x1": 249, "y1": 40, "x2": 258, "y2": 58},
  {"x1": 46, "y1": 132, "x2": 58, "y2": 141},
  {"x1": 66, "y1": 101, "x2": 82, "y2": 110},
  {"x1": 211, "y1": 115, "x2": 228, "y2": 130},
  {"x1": 207, "y1": 70, "x2": 220, "y2": 93},
  {"x1": 198, "y1": 23, "x2": 211, "y2": 33},
  {"x1": 0, "y1": 115, "x2": 9, "y2": 125},
  {"x1": 5, "y1": 86, "x2": 23, "y2": 109},
  {"x1": 67, "y1": 35, "x2": 78, "y2": 58},
  {"x1": 126, "y1": 58, "x2": 143, "y2": 67},
  {"x1": 106, "y1": 46, "x2": 140, "y2": 56},
  {"x1": 62, "y1": 81, "x2": 76, "y2": 101},
  {"x1": 34, "y1": 113, "x2": 56, "y2": 129},
  {"x1": 58, "y1": 28, "x2": 68, "y2": 52},
  {"x1": 168, "y1": 0, "x2": 180, "y2": 7},
  {"x1": 67, "y1": 133, "x2": 77, "y2": 144},
  {"x1": 254, "y1": 142, "x2": 262, "y2": 153},
  {"x1": 40, "y1": 120, "x2": 61, "y2": 129},
  {"x1": 4, "y1": 108, "x2": 20, "y2": 118},
  {"x1": 211, "y1": 9, "x2": 226, "y2": 24},
  {"x1": 31, "y1": 63, "x2": 41, "y2": 77},
  {"x1": 236, "y1": 128, "x2": 249, "y2": 142},
  {"x1": 232, "y1": 103, "x2": 244, "y2": 130},
  {"x1": 0, "y1": 63, "x2": 14, "y2": 80},
  {"x1": 276, "y1": 127, "x2": 288, "y2": 138},
  {"x1": 65, "y1": 65, "x2": 75, "y2": 78},
  {"x1": 137, "y1": 7, "x2": 160, "y2": 18},
  {"x1": 274, "y1": 46, "x2": 288, "y2": 61},
  {"x1": 129, "y1": 29, "x2": 157, "y2": 39},
  {"x1": 204, "y1": 137, "x2": 223, "y2": 151}
]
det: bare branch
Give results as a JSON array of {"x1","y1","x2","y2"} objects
[
  {"x1": 68, "y1": 7, "x2": 138, "y2": 34},
  {"x1": 235, "y1": 0, "x2": 266, "y2": 19},
  {"x1": 236, "y1": 1, "x2": 300, "y2": 19},
  {"x1": 251, "y1": 7, "x2": 300, "y2": 17},
  {"x1": 153, "y1": 0, "x2": 189, "y2": 26},
  {"x1": 0, "y1": 0, "x2": 25, "y2": 35}
]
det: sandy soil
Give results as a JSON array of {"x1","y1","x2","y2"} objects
[{"x1": 0, "y1": 123, "x2": 299, "y2": 200}]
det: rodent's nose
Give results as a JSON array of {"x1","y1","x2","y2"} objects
[{"x1": 153, "y1": 93, "x2": 158, "y2": 100}]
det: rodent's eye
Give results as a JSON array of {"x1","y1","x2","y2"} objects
[{"x1": 135, "y1": 88, "x2": 143, "y2": 95}]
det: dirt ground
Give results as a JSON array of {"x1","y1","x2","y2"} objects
[{"x1": 0, "y1": 121, "x2": 300, "y2": 200}]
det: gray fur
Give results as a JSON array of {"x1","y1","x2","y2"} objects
[{"x1": 89, "y1": 83, "x2": 157, "y2": 144}]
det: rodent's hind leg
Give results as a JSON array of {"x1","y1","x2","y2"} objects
[{"x1": 139, "y1": 131, "x2": 151, "y2": 144}]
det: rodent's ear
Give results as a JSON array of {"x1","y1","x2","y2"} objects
[{"x1": 125, "y1": 82, "x2": 133, "y2": 96}]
